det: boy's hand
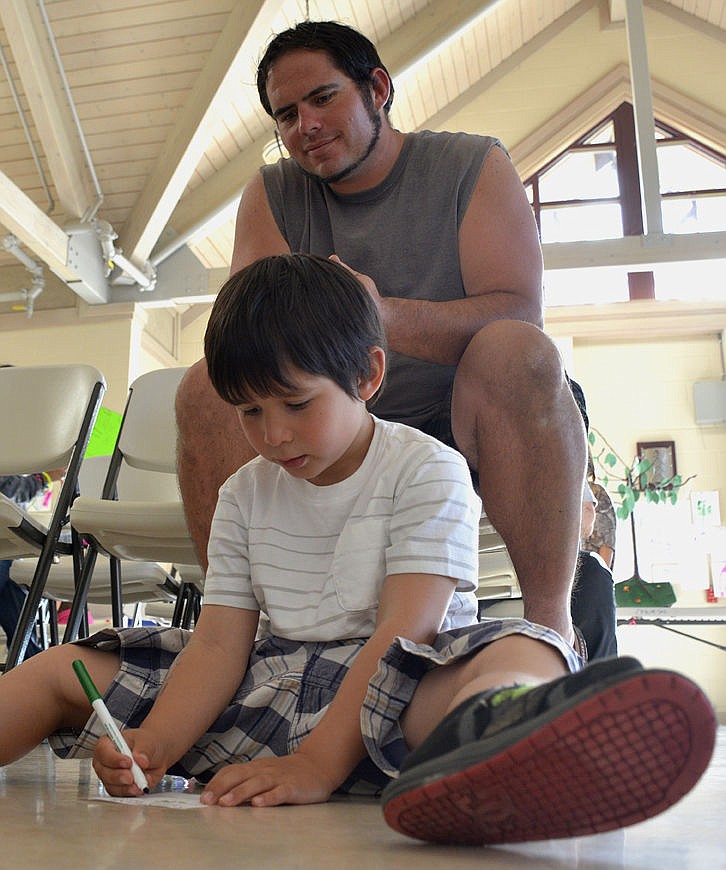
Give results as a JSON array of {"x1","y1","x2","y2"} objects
[
  {"x1": 92, "y1": 728, "x2": 169, "y2": 796},
  {"x1": 200, "y1": 753, "x2": 337, "y2": 807}
]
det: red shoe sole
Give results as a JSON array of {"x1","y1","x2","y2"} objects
[{"x1": 383, "y1": 671, "x2": 716, "y2": 845}]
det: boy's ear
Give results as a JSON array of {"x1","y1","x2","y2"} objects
[{"x1": 358, "y1": 346, "x2": 386, "y2": 401}]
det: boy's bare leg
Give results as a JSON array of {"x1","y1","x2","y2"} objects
[
  {"x1": 0, "y1": 644, "x2": 120, "y2": 766},
  {"x1": 400, "y1": 635, "x2": 565, "y2": 750},
  {"x1": 387, "y1": 639, "x2": 716, "y2": 846},
  {"x1": 176, "y1": 360, "x2": 258, "y2": 571}
]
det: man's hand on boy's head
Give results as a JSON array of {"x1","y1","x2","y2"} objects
[
  {"x1": 329, "y1": 255, "x2": 382, "y2": 306},
  {"x1": 200, "y1": 753, "x2": 337, "y2": 808}
]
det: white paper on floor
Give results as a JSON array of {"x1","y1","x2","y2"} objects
[{"x1": 89, "y1": 792, "x2": 207, "y2": 809}]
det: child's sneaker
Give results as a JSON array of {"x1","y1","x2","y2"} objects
[{"x1": 382, "y1": 656, "x2": 716, "y2": 845}]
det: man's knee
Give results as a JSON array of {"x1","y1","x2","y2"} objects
[
  {"x1": 176, "y1": 358, "x2": 256, "y2": 480},
  {"x1": 176, "y1": 358, "x2": 239, "y2": 446},
  {"x1": 176, "y1": 359, "x2": 210, "y2": 426},
  {"x1": 457, "y1": 320, "x2": 565, "y2": 401}
]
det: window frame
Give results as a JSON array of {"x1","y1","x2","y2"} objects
[{"x1": 524, "y1": 102, "x2": 726, "y2": 303}]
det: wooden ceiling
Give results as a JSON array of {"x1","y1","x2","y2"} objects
[{"x1": 0, "y1": 0, "x2": 724, "y2": 316}]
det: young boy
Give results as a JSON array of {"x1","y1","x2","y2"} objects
[{"x1": 0, "y1": 255, "x2": 716, "y2": 846}]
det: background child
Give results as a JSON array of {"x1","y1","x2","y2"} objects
[
  {"x1": 0, "y1": 254, "x2": 716, "y2": 846},
  {"x1": 1, "y1": 469, "x2": 66, "y2": 660}
]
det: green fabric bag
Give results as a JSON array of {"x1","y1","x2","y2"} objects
[{"x1": 614, "y1": 575, "x2": 677, "y2": 607}]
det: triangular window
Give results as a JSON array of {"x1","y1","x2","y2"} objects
[{"x1": 524, "y1": 103, "x2": 725, "y2": 305}]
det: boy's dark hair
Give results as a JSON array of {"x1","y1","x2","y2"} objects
[
  {"x1": 256, "y1": 20, "x2": 394, "y2": 117},
  {"x1": 205, "y1": 253, "x2": 386, "y2": 406}
]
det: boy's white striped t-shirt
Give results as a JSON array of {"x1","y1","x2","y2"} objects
[{"x1": 204, "y1": 416, "x2": 482, "y2": 640}]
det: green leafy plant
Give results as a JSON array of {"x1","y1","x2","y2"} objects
[
  {"x1": 588, "y1": 428, "x2": 695, "y2": 604},
  {"x1": 588, "y1": 428, "x2": 690, "y2": 521}
]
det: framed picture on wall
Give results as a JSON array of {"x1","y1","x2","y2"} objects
[{"x1": 636, "y1": 441, "x2": 677, "y2": 487}]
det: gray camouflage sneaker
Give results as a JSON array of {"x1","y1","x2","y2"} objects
[{"x1": 382, "y1": 656, "x2": 716, "y2": 845}]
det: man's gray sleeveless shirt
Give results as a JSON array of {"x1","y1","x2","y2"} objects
[{"x1": 261, "y1": 130, "x2": 501, "y2": 428}]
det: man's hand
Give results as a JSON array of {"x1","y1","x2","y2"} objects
[
  {"x1": 92, "y1": 727, "x2": 169, "y2": 797},
  {"x1": 199, "y1": 753, "x2": 337, "y2": 808},
  {"x1": 329, "y1": 255, "x2": 383, "y2": 307}
]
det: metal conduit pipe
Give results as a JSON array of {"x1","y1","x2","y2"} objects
[
  {"x1": 0, "y1": 280, "x2": 44, "y2": 317},
  {"x1": 37, "y1": 0, "x2": 104, "y2": 223},
  {"x1": 2, "y1": 234, "x2": 42, "y2": 276},
  {"x1": 94, "y1": 221, "x2": 157, "y2": 292},
  {"x1": 0, "y1": 44, "x2": 54, "y2": 214},
  {"x1": 1, "y1": 234, "x2": 45, "y2": 317},
  {"x1": 149, "y1": 194, "x2": 241, "y2": 267}
]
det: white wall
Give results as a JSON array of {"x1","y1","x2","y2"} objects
[
  {"x1": 0, "y1": 306, "x2": 135, "y2": 412},
  {"x1": 575, "y1": 333, "x2": 726, "y2": 526},
  {"x1": 0, "y1": 302, "x2": 183, "y2": 411},
  {"x1": 178, "y1": 312, "x2": 207, "y2": 368}
]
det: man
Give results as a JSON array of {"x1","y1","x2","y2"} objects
[{"x1": 175, "y1": 20, "x2": 587, "y2": 648}]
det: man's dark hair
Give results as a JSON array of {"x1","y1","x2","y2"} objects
[
  {"x1": 205, "y1": 254, "x2": 386, "y2": 406},
  {"x1": 256, "y1": 20, "x2": 394, "y2": 117}
]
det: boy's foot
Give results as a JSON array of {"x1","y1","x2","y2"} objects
[{"x1": 382, "y1": 656, "x2": 716, "y2": 845}]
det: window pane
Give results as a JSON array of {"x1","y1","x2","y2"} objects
[
  {"x1": 540, "y1": 202, "x2": 623, "y2": 243},
  {"x1": 653, "y1": 259, "x2": 726, "y2": 302},
  {"x1": 539, "y1": 149, "x2": 619, "y2": 201},
  {"x1": 583, "y1": 121, "x2": 615, "y2": 145},
  {"x1": 658, "y1": 143, "x2": 726, "y2": 193},
  {"x1": 662, "y1": 195, "x2": 726, "y2": 234},
  {"x1": 544, "y1": 266, "x2": 631, "y2": 307}
]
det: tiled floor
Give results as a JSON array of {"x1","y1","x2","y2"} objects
[{"x1": 1, "y1": 729, "x2": 723, "y2": 869}]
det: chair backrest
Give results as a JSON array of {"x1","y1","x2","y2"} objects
[
  {"x1": 0, "y1": 364, "x2": 106, "y2": 473},
  {"x1": 477, "y1": 517, "x2": 520, "y2": 599},
  {"x1": 0, "y1": 364, "x2": 106, "y2": 668},
  {"x1": 118, "y1": 367, "x2": 188, "y2": 474},
  {"x1": 79, "y1": 452, "x2": 180, "y2": 502}
]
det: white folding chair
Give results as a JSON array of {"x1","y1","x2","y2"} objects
[
  {"x1": 9, "y1": 456, "x2": 189, "y2": 637},
  {"x1": 67, "y1": 367, "x2": 202, "y2": 642},
  {"x1": 476, "y1": 517, "x2": 521, "y2": 618},
  {"x1": 9, "y1": 558, "x2": 183, "y2": 633},
  {"x1": 0, "y1": 364, "x2": 106, "y2": 669}
]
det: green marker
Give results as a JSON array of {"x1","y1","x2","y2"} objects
[{"x1": 72, "y1": 659, "x2": 149, "y2": 793}]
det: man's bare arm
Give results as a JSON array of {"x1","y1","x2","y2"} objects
[
  {"x1": 347, "y1": 145, "x2": 543, "y2": 367},
  {"x1": 230, "y1": 172, "x2": 290, "y2": 274}
]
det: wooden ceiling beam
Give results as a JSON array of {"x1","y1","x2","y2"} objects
[
  {"x1": 0, "y1": 1, "x2": 95, "y2": 220},
  {"x1": 0, "y1": 170, "x2": 70, "y2": 277},
  {"x1": 0, "y1": 169, "x2": 108, "y2": 303},
  {"x1": 120, "y1": 0, "x2": 285, "y2": 266}
]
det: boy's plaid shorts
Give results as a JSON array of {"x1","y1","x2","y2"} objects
[{"x1": 50, "y1": 618, "x2": 581, "y2": 794}]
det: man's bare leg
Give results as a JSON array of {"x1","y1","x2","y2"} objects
[
  {"x1": 452, "y1": 320, "x2": 586, "y2": 643},
  {"x1": 176, "y1": 360, "x2": 258, "y2": 570}
]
